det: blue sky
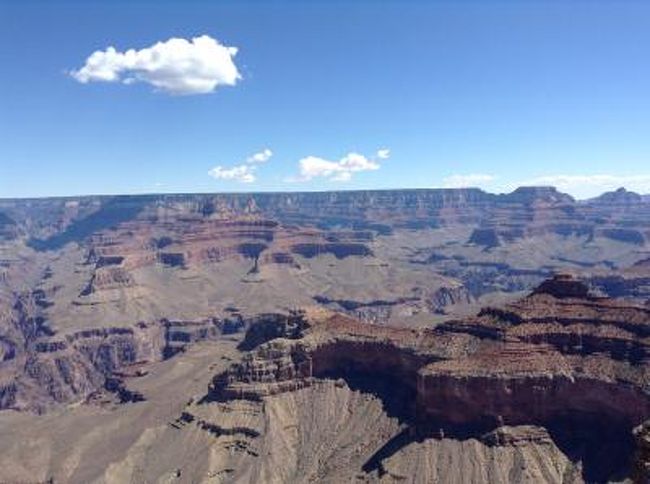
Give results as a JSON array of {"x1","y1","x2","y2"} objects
[{"x1": 1, "y1": 0, "x2": 650, "y2": 199}]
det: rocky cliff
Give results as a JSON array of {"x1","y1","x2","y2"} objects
[
  {"x1": 208, "y1": 276, "x2": 650, "y2": 482},
  {"x1": 0, "y1": 297, "x2": 264, "y2": 412},
  {"x1": 1, "y1": 187, "x2": 648, "y2": 330},
  {"x1": 1, "y1": 186, "x2": 646, "y2": 247},
  {"x1": 0, "y1": 187, "x2": 649, "y2": 482}
]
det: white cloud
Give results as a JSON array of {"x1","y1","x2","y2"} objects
[
  {"x1": 376, "y1": 148, "x2": 391, "y2": 159},
  {"x1": 208, "y1": 165, "x2": 256, "y2": 183},
  {"x1": 521, "y1": 174, "x2": 650, "y2": 199},
  {"x1": 208, "y1": 149, "x2": 273, "y2": 183},
  {"x1": 442, "y1": 173, "x2": 496, "y2": 188},
  {"x1": 71, "y1": 35, "x2": 241, "y2": 95},
  {"x1": 294, "y1": 150, "x2": 387, "y2": 182},
  {"x1": 246, "y1": 148, "x2": 273, "y2": 164}
]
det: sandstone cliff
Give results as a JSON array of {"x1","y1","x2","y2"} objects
[{"x1": 207, "y1": 276, "x2": 650, "y2": 482}]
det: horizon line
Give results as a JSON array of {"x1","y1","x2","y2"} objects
[{"x1": 0, "y1": 185, "x2": 643, "y2": 202}]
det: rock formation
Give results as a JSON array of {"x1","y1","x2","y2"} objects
[
  {"x1": 634, "y1": 421, "x2": 650, "y2": 483},
  {"x1": 208, "y1": 276, "x2": 650, "y2": 482},
  {"x1": 0, "y1": 187, "x2": 649, "y2": 482},
  {"x1": 0, "y1": 302, "x2": 262, "y2": 412},
  {"x1": 1, "y1": 187, "x2": 648, "y2": 326}
]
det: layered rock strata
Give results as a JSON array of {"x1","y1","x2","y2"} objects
[
  {"x1": 209, "y1": 276, "x2": 650, "y2": 481},
  {"x1": 0, "y1": 308, "x2": 292, "y2": 412}
]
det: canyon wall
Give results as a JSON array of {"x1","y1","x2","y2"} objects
[{"x1": 208, "y1": 277, "x2": 650, "y2": 481}]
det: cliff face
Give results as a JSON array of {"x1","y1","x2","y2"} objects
[
  {"x1": 66, "y1": 216, "x2": 379, "y2": 302},
  {"x1": 634, "y1": 421, "x2": 650, "y2": 483},
  {"x1": 1, "y1": 318, "x2": 162, "y2": 411},
  {"x1": 0, "y1": 274, "x2": 647, "y2": 482},
  {"x1": 588, "y1": 257, "x2": 650, "y2": 308},
  {"x1": 0, "y1": 297, "x2": 255, "y2": 412},
  {"x1": 209, "y1": 277, "x2": 650, "y2": 482},
  {"x1": 1, "y1": 186, "x2": 645, "y2": 247},
  {"x1": 0, "y1": 188, "x2": 648, "y2": 482},
  {"x1": 1, "y1": 186, "x2": 648, "y2": 332}
]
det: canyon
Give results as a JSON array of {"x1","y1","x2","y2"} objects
[
  {"x1": 208, "y1": 275, "x2": 650, "y2": 482},
  {"x1": 0, "y1": 186, "x2": 648, "y2": 483}
]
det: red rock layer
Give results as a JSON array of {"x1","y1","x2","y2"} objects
[{"x1": 210, "y1": 276, "x2": 650, "y2": 479}]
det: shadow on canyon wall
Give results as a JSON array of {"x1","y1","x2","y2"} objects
[
  {"x1": 331, "y1": 366, "x2": 637, "y2": 483},
  {"x1": 27, "y1": 199, "x2": 144, "y2": 251}
]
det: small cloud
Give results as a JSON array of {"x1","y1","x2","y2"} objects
[
  {"x1": 246, "y1": 148, "x2": 273, "y2": 164},
  {"x1": 208, "y1": 148, "x2": 273, "y2": 183},
  {"x1": 442, "y1": 174, "x2": 496, "y2": 188},
  {"x1": 70, "y1": 35, "x2": 241, "y2": 95},
  {"x1": 208, "y1": 165, "x2": 256, "y2": 183},
  {"x1": 376, "y1": 148, "x2": 390, "y2": 159},
  {"x1": 293, "y1": 149, "x2": 388, "y2": 182}
]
